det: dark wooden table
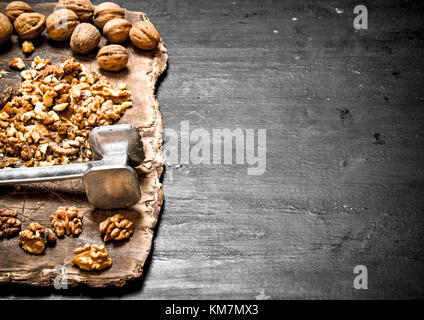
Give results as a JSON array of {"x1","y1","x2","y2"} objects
[{"x1": 1, "y1": 0, "x2": 424, "y2": 299}]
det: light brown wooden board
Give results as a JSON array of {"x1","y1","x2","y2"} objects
[{"x1": 0, "y1": 2, "x2": 167, "y2": 288}]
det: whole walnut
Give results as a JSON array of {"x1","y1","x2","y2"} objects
[
  {"x1": 96, "y1": 44, "x2": 128, "y2": 71},
  {"x1": 129, "y1": 20, "x2": 160, "y2": 50},
  {"x1": 103, "y1": 18, "x2": 131, "y2": 44},
  {"x1": 70, "y1": 22, "x2": 100, "y2": 54},
  {"x1": 5, "y1": 1, "x2": 34, "y2": 22},
  {"x1": 14, "y1": 12, "x2": 46, "y2": 40},
  {"x1": 0, "y1": 13, "x2": 13, "y2": 45},
  {"x1": 93, "y1": 2, "x2": 125, "y2": 29},
  {"x1": 46, "y1": 8, "x2": 79, "y2": 41},
  {"x1": 57, "y1": 0, "x2": 94, "y2": 22}
]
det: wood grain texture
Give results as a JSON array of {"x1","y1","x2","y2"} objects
[
  {"x1": 0, "y1": 2, "x2": 167, "y2": 287},
  {"x1": 1, "y1": 0, "x2": 424, "y2": 299}
]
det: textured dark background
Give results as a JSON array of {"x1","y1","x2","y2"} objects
[{"x1": 1, "y1": 0, "x2": 424, "y2": 299}]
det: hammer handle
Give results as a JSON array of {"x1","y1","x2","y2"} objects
[{"x1": 0, "y1": 161, "x2": 100, "y2": 185}]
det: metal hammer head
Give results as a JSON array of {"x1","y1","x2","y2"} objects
[{"x1": 82, "y1": 124, "x2": 145, "y2": 209}]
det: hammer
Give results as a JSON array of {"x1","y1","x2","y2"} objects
[{"x1": 0, "y1": 124, "x2": 145, "y2": 209}]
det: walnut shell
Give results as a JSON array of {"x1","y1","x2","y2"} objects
[
  {"x1": 57, "y1": 0, "x2": 94, "y2": 22},
  {"x1": 93, "y1": 2, "x2": 125, "y2": 29},
  {"x1": 103, "y1": 18, "x2": 131, "y2": 44},
  {"x1": 46, "y1": 8, "x2": 79, "y2": 41},
  {"x1": 70, "y1": 22, "x2": 100, "y2": 54},
  {"x1": 5, "y1": 1, "x2": 34, "y2": 22},
  {"x1": 129, "y1": 20, "x2": 160, "y2": 50},
  {"x1": 96, "y1": 44, "x2": 128, "y2": 71},
  {"x1": 0, "y1": 13, "x2": 13, "y2": 45},
  {"x1": 14, "y1": 12, "x2": 46, "y2": 40}
]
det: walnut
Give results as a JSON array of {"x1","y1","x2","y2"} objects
[
  {"x1": 93, "y1": 2, "x2": 125, "y2": 29},
  {"x1": 46, "y1": 8, "x2": 79, "y2": 41},
  {"x1": 96, "y1": 44, "x2": 128, "y2": 72},
  {"x1": 14, "y1": 12, "x2": 46, "y2": 40},
  {"x1": 0, "y1": 13, "x2": 13, "y2": 46},
  {"x1": 22, "y1": 40, "x2": 35, "y2": 54},
  {"x1": 57, "y1": 0, "x2": 94, "y2": 22},
  {"x1": 9, "y1": 57, "x2": 26, "y2": 70},
  {"x1": 50, "y1": 206, "x2": 83, "y2": 237},
  {"x1": 5, "y1": 1, "x2": 34, "y2": 22},
  {"x1": 99, "y1": 214, "x2": 134, "y2": 241},
  {"x1": 70, "y1": 22, "x2": 100, "y2": 54},
  {"x1": 103, "y1": 18, "x2": 131, "y2": 44},
  {"x1": 129, "y1": 20, "x2": 160, "y2": 50},
  {"x1": 18, "y1": 222, "x2": 57, "y2": 254},
  {"x1": 0, "y1": 209, "x2": 22, "y2": 238},
  {"x1": 103, "y1": 18, "x2": 132, "y2": 43},
  {"x1": 71, "y1": 244, "x2": 112, "y2": 271}
]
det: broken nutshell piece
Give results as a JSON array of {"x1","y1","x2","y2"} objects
[
  {"x1": 50, "y1": 206, "x2": 83, "y2": 237},
  {"x1": 18, "y1": 222, "x2": 57, "y2": 254},
  {"x1": 99, "y1": 214, "x2": 134, "y2": 241},
  {"x1": 71, "y1": 244, "x2": 112, "y2": 271},
  {"x1": 0, "y1": 209, "x2": 22, "y2": 238},
  {"x1": 9, "y1": 57, "x2": 26, "y2": 70}
]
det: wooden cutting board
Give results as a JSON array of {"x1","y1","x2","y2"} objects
[{"x1": 0, "y1": 2, "x2": 167, "y2": 288}]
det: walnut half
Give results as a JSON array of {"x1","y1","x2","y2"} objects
[
  {"x1": 18, "y1": 222, "x2": 57, "y2": 254},
  {"x1": 99, "y1": 214, "x2": 134, "y2": 242},
  {"x1": 50, "y1": 206, "x2": 83, "y2": 237},
  {"x1": 0, "y1": 209, "x2": 21, "y2": 238},
  {"x1": 71, "y1": 244, "x2": 112, "y2": 271}
]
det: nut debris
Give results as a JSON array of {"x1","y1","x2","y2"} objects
[
  {"x1": 71, "y1": 244, "x2": 112, "y2": 271},
  {"x1": 50, "y1": 206, "x2": 83, "y2": 237},
  {"x1": 18, "y1": 222, "x2": 57, "y2": 254},
  {"x1": 99, "y1": 214, "x2": 134, "y2": 241},
  {"x1": 0, "y1": 209, "x2": 21, "y2": 238},
  {"x1": 0, "y1": 56, "x2": 132, "y2": 169}
]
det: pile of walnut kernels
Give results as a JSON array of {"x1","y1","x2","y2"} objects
[
  {"x1": 1, "y1": 207, "x2": 134, "y2": 271},
  {"x1": 0, "y1": 56, "x2": 132, "y2": 168}
]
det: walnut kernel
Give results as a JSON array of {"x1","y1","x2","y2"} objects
[
  {"x1": 22, "y1": 40, "x2": 35, "y2": 54},
  {"x1": 9, "y1": 57, "x2": 26, "y2": 70},
  {"x1": 50, "y1": 206, "x2": 83, "y2": 236},
  {"x1": 99, "y1": 214, "x2": 134, "y2": 241},
  {"x1": 18, "y1": 222, "x2": 57, "y2": 254},
  {"x1": 0, "y1": 209, "x2": 22, "y2": 238},
  {"x1": 71, "y1": 244, "x2": 112, "y2": 271}
]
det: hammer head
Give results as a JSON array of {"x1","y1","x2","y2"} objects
[{"x1": 82, "y1": 125, "x2": 145, "y2": 209}]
